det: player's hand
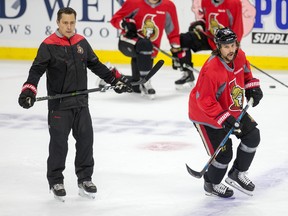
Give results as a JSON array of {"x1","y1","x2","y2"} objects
[
  {"x1": 18, "y1": 83, "x2": 37, "y2": 109},
  {"x1": 245, "y1": 78, "x2": 263, "y2": 107},
  {"x1": 121, "y1": 18, "x2": 137, "y2": 39},
  {"x1": 222, "y1": 115, "x2": 242, "y2": 136},
  {"x1": 171, "y1": 48, "x2": 186, "y2": 70}
]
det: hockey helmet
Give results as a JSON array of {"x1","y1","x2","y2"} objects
[{"x1": 214, "y1": 27, "x2": 237, "y2": 46}]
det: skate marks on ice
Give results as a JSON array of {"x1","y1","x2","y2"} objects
[
  {"x1": 141, "y1": 141, "x2": 191, "y2": 151},
  {"x1": 0, "y1": 113, "x2": 194, "y2": 136},
  {"x1": 255, "y1": 162, "x2": 288, "y2": 191}
]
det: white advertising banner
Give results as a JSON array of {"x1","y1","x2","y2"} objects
[{"x1": 0, "y1": 0, "x2": 287, "y2": 57}]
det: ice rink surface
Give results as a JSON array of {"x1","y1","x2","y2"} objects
[{"x1": 0, "y1": 60, "x2": 288, "y2": 216}]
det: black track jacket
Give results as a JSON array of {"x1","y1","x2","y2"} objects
[{"x1": 25, "y1": 30, "x2": 116, "y2": 110}]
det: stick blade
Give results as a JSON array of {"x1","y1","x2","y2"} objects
[
  {"x1": 131, "y1": 59, "x2": 164, "y2": 86},
  {"x1": 186, "y1": 164, "x2": 203, "y2": 179}
]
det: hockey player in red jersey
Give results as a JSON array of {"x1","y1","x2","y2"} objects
[
  {"x1": 175, "y1": 0, "x2": 244, "y2": 89},
  {"x1": 100, "y1": 0, "x2": 188, "y2": 99},
  {"x1": 188, "y1": 28, "x2": 263, "y2": 198}
]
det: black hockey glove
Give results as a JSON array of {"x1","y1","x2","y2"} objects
[
  {"x1": 121, "y1": 18, "x2": 137, "y2": 39},
  {"x1": 113, "y1": 75, "x2": 133, "y2": 94},
  {"x1": 222, "y1": 115, "x2": 243, "y2": 136},
  {"x1": 18, "y1": 83, "x2": 37, "y2": 109},
  {"x1": 245, "y1": 78, "x2": 263, "y2": 107},
  {"x1": 110, "y1": 68, "x2": 133, "y2": 94},
  {"x1": 171, "y1": 48, "x2": 187, "y2": 70}
]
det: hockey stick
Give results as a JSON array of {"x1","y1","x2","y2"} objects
[
  {"x1": 186, "y1": 98, "x2": 254, "y2": 179},
  {"x1": 250, "y1": 64, "x2": 288, "y2": 88},
  {"x1": 35, "y1": 59, "x2": 164, "y2": 102},
  {"x1": 153, "y1": 45, "x2": 200, "y2": 74}
]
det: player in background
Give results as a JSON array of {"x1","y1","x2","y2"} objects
[
  {"x1": 188, "y1": 28, "x2": 263, "y2": 198},
  {"x1": 174, "y1": 0, "x2": 255, "y2": 89},
  {"x1": 18, "y1": 7, "x2": 132, "y2": 201},
  {"x1": 97, "y1": 0, "x2": 188, "y2": 99}
]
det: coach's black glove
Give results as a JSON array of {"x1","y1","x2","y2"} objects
[
  {"x1": 121, "y1": 18, "x2": 137, "y2": 39},
  {"x1": 245, "y1": 78, "x2": 263, "y2": 107},
  {"x1": 113, "y1": 75, "x2": 133, "y2": 94},
  {"x1": 18, "y1": 83, "x2": 37, "y2": 109},
  {"x1": 171, "y1": 47, "x2": 187, "y2": 70},
  {"x1": 110, "y1": 67, "x2": 132, "y2": 94}
]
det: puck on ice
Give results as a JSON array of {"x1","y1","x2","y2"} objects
[{"x1": 269, "y1": 85, "x2": 276, "y2": 88}]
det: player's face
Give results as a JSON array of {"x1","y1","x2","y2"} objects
[
  {"x1": 57, "y1": 13, "x2": 76, "y2": 39},
  {"x1": 219, "y1": 42, "x2": 237, "y2": 63}
]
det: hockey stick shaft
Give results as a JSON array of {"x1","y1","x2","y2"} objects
[
  {"x1": 186, "y1": 98, "x2": 254, "y2": 178},
  {"x1": 250, "y1": 64, "x2": 288, "y2": 88},
  {"x1": 153, "y1": 45, "x2": 200, "y2": 74},
  {"x1": 36, "y1": 59, "x2": 164, "y2": 102}
]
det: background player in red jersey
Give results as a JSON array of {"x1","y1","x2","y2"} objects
[
  {"x1": 188, "y1": 28, "x2": 263, "y2": 198},
  {"x1": 175, "y1": 0, "x2": 248, "y2": 89},
  {"x1": 99, "y1": 0, "x2": 188, "y2": 99}
]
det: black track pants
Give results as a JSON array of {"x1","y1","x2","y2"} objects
[{"x1": 47, "y1": 107, "x2": 94, "y2": 187}]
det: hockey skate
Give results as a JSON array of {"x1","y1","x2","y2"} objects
[
  {"x1": 78, "y1": 181, "x2": 97, "y2": 199},
  {"x1": 175, "y1": 71, "x2": 195, "y2": 90},
  {"x1": 51, "y1": 183, "x2": 66, "y2": 202},
  {"x1": 225, "y1": 167, "x2": 255, "y2": 196},
  {"x1": 204, "y1": 181, "x2": 234, "y2": 198},
  {"x1": 140, "y1": 79, "x2": 156, "y2": 100}
]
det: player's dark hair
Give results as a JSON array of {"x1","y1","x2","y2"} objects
[
  {"x1": 57, "y1": 7, "x2": 77, "y2": 21},
  {"x1": 211, "y1": 40, "x2": 240, "y2": 56}
]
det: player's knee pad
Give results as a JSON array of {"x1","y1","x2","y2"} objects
[
  {"x1": 118, "y1": 36, "x2": 137, "y2": 58},
  {"x1": 135, "y1": 38, "x2": 153, "y2": 54},
  {"x1": 135, "y1": 38, "x2": 153, "y2": 72},
  {"x1": 180, "y1": 33, "x2": 192, "y2": 48},
  {"x1": 240, "y1": 127, "x2": 260, "y2": 151}
]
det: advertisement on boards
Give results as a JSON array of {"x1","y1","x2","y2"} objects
[{"x1": 0, "y1": 0, "x2": 287, "y2": 58}]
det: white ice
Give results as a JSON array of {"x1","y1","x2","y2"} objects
[{"x1": 0, "y1": 60, "x2": 288, "y2": 216}]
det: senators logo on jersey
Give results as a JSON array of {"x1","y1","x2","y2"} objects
[
  {"x1": 77, "y1": 44, "x2": 84, "y2": 54},
  {"x1": 141, "y1": 14, "x2": 159, "y2": 41},
  {"x1": 229, "y1": 79, "x2": 244, "y2": 111}
]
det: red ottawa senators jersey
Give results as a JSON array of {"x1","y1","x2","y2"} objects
[
  {"x1": 188, "y1": 48, "x2": 255, "y2": 129},
  {"x1": 111, "y1": 0, "x2": 181, "y2": 57},
  {"x1": 200, "y1": 0, "x2": 243, "y2": 50}
]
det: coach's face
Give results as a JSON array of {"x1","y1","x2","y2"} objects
[{"x1": 57, "y1": 13, "x2": 76, "y2": 39}]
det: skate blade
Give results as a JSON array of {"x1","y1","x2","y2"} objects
[
  {"x1": 78, "y1": 188, "x2": 96, "y2": 199},
  {"x1": 54, "y1": 195, "x2": 65, "y2": 202},
  {"x1": 225, "y1": 177, "x2": 254, "y2": 196},
  {"x1": 175, "y1": 82, "x2": 195, "y2": 90},
  {"x1": 205, "y1": 191, "x2": 235, "y2": 199},
  {"x1": 140, "y1": 92, "x2": 156, "y2": 100}
]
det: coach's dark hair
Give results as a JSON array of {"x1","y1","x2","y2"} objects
[{"x1": 57, "y1": 7, "x2": 77, "y2": 21}]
